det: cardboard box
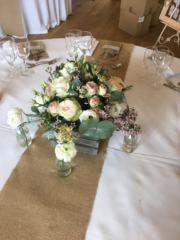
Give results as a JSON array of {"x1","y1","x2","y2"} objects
[
  {"x1": 119, "y1": 9, "x2": 152, "y2": 37},
  {"x1": 121, "y1": 0, "x2": 159, "y2": 16},
  {"x1": 150, "y1": 3, "x2": 163, "y2": 26}
]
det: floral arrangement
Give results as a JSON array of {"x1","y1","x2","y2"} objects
[{"x1": 7, "y1": 53, "x2": 141, "y2": 161}]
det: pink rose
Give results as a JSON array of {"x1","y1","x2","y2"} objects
[
  {"x1": 47, "y1": 101, "x2": 59, "y2": 116},
  {"x1": 44, "y1": 86, "x2": 55, "y2": 98},
  {"x1": 98, "y1": 84, "x2": 107, "y2": 96},
  {"x1": 89, "y1": 96, "x2": 100, "y2": 108},
  {"x1": 58, "y1": 98, "x2": 81, "y2": 121},
  {"x1": 86, "y1": 81, "x2": 98, "y2": 96}
]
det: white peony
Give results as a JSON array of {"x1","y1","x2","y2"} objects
[
  {"x1": 7, "y1": 108, "x2": 23, "y2": 129},
  {"x1": 49, "y1": 77, "x2": 69, "y2": 98},
  {"x1": 109, "y1": 102, "x2": 122, "y2": 118},
  {"x1": 79, "y1": 109, "x2": 99, "y2": 122},
  {"x1": 55, "y1": 142, "x2": 77, "y2": 162}
]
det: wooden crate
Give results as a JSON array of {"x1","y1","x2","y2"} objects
[{"x1": 50, "y1": 130, "x2": 100, "y2": 155}]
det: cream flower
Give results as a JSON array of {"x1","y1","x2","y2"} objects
[
  {"x1": 55, "y1": 142, "x2": 77, "y2": 162},
  {"x1": 86, "y1": 81, "x2": 98, "y2": 96},
  {"x1": 35, "y1": 95, "x2": 44, "y2": 104},
  {"x1": 108, "y1": 77, "x2": 124, "y2": 92},
  {"x1": 49, "y1": 77, "x2": 70, "y2": 98},
  {"x1": 7, "y1": 108, "x2": 23, "y2": 129},
  {"x1": 109, "y1": 102, "x2": 122, "y2": 118},
  {"x1": 89, "y1": 96, "x2": 100, "y2": 108},
  {"x1": 79, "y1": 109, "x2": 99, "y2": 122},
  {"x1": 98, "y1": 84, "x2": 107, "y2": 96},
  {"x1": 59, "y1": 68, "x2": 71, "y2": 79},
  {"x1": 44, "y1": 86, "x2": 55, "y2": 98},
  {"x1": 47, "y1": 101, "x2": 59, "y2": 117},
  {"x1": 58, "y1": 98, "x2": 81, "y2": 121}
]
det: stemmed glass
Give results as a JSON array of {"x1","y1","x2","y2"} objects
[
  {"x1": 69, "y1": 29, "x2": 82, "y2": 54},
  {"x1": 13, "y1": 37, "x2": 35, "y2": 76},
  {"x1": 149, "y1": 50, "x2": 174, "y2": 90},
  {"x1": 139, "y1": 46, "x2": 156, "y2": 84},
  {"x1": 80, "y1": 31, "x2": 92, "y2": 58},
  {"x1": 65, "y1": 33, "x2": 76, "y2": 59},
  {"x1": 0, "y1": 37, "x2": 21, "y2": 78}
]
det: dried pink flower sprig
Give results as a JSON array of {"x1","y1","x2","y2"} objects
[{"x1": 116, "y1": 107, "x2": 142, "y2": 137}]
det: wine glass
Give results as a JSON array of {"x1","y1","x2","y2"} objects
[
  {"x1": 13, "y1": 37, "x2": 35, "y2": 76},
  {"x1": 139, "y1": 46, "x2": 156, "y2": 84},
  {"x1": 149, "y1": 50, "x2": 174, "y2": 90},
  {"x1": 80, "y1": 31, "x2": 92, "y2": 58},
  {"x1": 69, "y1": 29, "x2": 82, "y2": 53},
  {"x1": 65, "y1": 33, "x2": 76, "y2": 59},
  {"x1": 0, "y1": 38, "x2": 21, "y2": 78}
]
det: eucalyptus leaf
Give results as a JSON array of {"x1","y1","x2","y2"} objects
[
  {"x1": 41, "y1": 131, "x2": 56, "y2": 139},
  {"x1": 111, "y1": 90, "x2": 126, "y2": 102},
  {"x1": 79, "y1": 119, "x2": 98, "y2": 137},
  {"x1": 96, "y1": 121, "x2": 116, "y2": 139},
  {"x1": 79, "y1": 119, "x2": 116, "y2": 139},
  {"x1": 31, "y1": 106, "x2": 40, "y2": 114},
  {"x1": 55, "y1": 73, "x2": 60, "y2": 78},
  {"x1": 104, "y1": 82, "x2": 111, "y2": 91},
  {"x1": 53, "y1": 131, "x2": 59, "y2": 138},
  {"x1": 70, "y1": 79, "x2": 82, "y2": 88}
]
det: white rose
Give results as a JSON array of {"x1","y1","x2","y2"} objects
[
  {"x1": 109, "y1": 102, "x2": 122, "y2": 118},
  {"x1": 79, "y1": 109, "x2": 99, "y2": 122},
  {"x1": 49, "y1": 77, "x2": 69, "y2": 98},
  {"x1": 55, "y1": 142, "x2": 77, "y2": 162},
  {"x1": 7, "y1": 108, "x2": 23, "y2": 129},
  {"x1": 59, "y1": 67, "x2": 71, "y2": 79},
  {"x1": 98, "y1": 84, "x2": 107, "y2": 96},
  {"x1": 58, "y1": 98, "x2": 81, "y2": 121}
]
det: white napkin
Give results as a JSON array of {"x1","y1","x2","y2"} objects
[{"x1": 78, "y1": 38, "x2": 99, "y2": 57}]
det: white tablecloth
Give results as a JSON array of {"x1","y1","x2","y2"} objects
[
  {"x1": 0, "y1": 39, "x2": 180, "y2": 240},
  {"x1": 0, "y1": 0, "x2": 72, "y2": 37}
]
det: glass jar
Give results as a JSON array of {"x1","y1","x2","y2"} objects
[
  {"x1": 16, "y1": 126, "x2": 32, "y2": 148},
  {"x1": 56, "y1": 159, "x2": 71, "y2": 178},
  {"x1": 122, "y1": 134, "x2": 138, "y2": 153}
]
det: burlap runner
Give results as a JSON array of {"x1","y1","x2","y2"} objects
[
  {"x1": 89, "y1": 40, "x2": 134, "y2": 81},
  {"x1": 0, "y1": 41, "x2": 134, "y2": 240}
]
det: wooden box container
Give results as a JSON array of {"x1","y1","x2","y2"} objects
[{"x1": 50, "y1": 129, "x2": 100, "y2": 155}]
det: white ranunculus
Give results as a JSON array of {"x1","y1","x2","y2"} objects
[
  {"x1": 109, "y1": 102, "x2": 122, "y2": 118},
  {"x1": 59, "y1": 67, "x2": 71, "y2": 79},
  {"x1": 55, "y1": 142, "x2": 77, "y2": 162},
  {"x1": 7, "y1": 108, "x2": 23, "y2": 129},
  {"x1": 79, "y1": 109, "x2": 99, "y2": 122},
  {"x1": 35, "y1": 95, "x2": 44, "y2": 104},
  {"x1": 49, "y1": 77, "x2": 69, "y2": 98}
]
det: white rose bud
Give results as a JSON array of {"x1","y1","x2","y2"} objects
[
  {"x1": 35, "y1": 95, "x2": 45, "y2": 104},
  {"x1": 44, "y1": 86, "x2": 55, "y2": 98},
  {"x1": 7, "y1": 108, "x2": 23, "y2": 129},
  {"x1": 98, "y1": 84, "x2": 107, "y2": 96},
  {"x1": 47, "y1": 101, "x2": 59, "y2": 117},
  {"x1": 89, "y1": 96, "x2": 100, "y2": 108}
]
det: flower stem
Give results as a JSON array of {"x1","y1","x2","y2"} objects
[{"x1": 19, "y1": 125, "x2": 28, "y2": 147}]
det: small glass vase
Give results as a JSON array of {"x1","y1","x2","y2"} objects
[
  {"x1": 56, "y1": 159, "x2": 71, "y2": 178},
  {"x1": 122, "y1": 134, "x2": 138, "y2": 153},
  {"x1": 16, "y1": 126, "x2": 32, "y2": 148}
]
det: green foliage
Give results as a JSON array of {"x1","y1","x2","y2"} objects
[
  {"x1": 70, "y1": 78, "x2": 82, "y2": 89},
  {"x1": 79, "y1": 119, "x2": 116, "y2": 139},
  {"x1": 41, "y1": 130, "x2": 58, "y2": 139},
  {"x1": 31, "y1": 106, "x2": 40, "y2": 114},
  {"x1": 111, "y1": 90, "x2": 126, "y2": 102}
]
